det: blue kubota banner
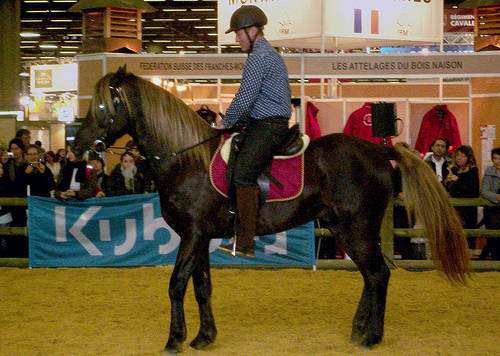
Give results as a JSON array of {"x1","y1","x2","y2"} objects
[{"x1": 28, "y1": 194, "x2": 315, "y2": 268}]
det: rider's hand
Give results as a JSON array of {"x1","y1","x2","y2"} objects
[{"x1": 214, "y1": 113, "x2": 225, "y2": 129}]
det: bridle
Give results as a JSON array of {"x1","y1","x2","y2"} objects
[{"x1": 100, "y1": 82, "x2": 222, "y2": 162}]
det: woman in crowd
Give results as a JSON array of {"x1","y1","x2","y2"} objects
[
  {"x1": 56, "y1": 148, "x2": 67, "y2": 167},
  {"x1": 444, "y1": 145, "x2": 480, "y2": 231},
  {"x1": 55, "y1": 147, "x2": 96, "y2": 200},
  {"x1": 480, "y1": 147, "x2": 500, "y2": 260},
  {"x1": 106, "y1": 151, "x2": 145, "y2": 196},
  {"x1": 2, "y1": 138, "x2": 28, "y2": 256},
  {"x1": 88, "y1": 154, "x2": 107, "y2": 198},
  {"x1": 43, "y1": 151, "x2": 61, "y2": 182},
  {"x1": 3, "y1": 138, "x2": 27, "y2": 202}
]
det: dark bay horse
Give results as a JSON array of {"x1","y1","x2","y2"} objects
[{"x1": 74, "y1": 67, "x2": 469, "y2": 353}]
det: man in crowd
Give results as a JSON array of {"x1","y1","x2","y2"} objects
[{"x1": 424, "y1": 137, "x2": 451, "y2": 183}]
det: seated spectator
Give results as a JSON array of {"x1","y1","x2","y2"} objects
[
  {"x1": 55, "y1": 148, "x2": 96, "y2": 200},
  {"x1": 88, "y1": 153, "x2": 107, "y2": 197},
  {"x1": 424, "y1": 137, "x2": 451, "y2": 183},
  {"x1": 23, "y1": 145, "x2": 54, "y2": 197},
  {"x1": 480, "y1": 147, "x2": 500, "y2": 260},
  {"x1": 106, "y1": 151, "x2": 145, "y2": 196},
  {"x1": 43, "y1": 151, "x2": 61, "y2": 182},
  {"x1": 444, "y1": 145, "x2": 479, "y2": 230}
]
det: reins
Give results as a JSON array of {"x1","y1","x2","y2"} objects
[{"x1": 106, "y1": 131, "x2": 222, "y2": 161}]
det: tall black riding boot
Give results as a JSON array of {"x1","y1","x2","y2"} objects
[{"x1": 218, "y1": 186, "x2": 260, "y2": 257}]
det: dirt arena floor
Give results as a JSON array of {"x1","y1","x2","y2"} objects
[{"x1": 0, "y1": 267, "x2": 498, "y2": 356}]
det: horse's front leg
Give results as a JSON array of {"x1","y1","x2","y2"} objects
[
  {"x1": 164, "y1": 237, "x2": 200, "y2": 353},
  {"x1": 189, "y1": 243, "x2": 217, "y2": 350}
]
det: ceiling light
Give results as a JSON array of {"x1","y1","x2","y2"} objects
[
  {"x1": 20, "y1": 32, "x2": 40, "y2": 38},
  {"x1": 40, "y1": 44, "x2": 58, "y2": 49},
  {"x1": 152, "y1": 77, "x2": 162, "y2": 86},
  {"x1": 19, "y1": 72, "x2": 30, "y2": 77}
]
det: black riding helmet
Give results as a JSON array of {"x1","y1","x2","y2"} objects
[{"x1": 225, "y1": 5, "x2": 268, "y2": 34}]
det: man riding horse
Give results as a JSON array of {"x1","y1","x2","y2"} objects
[{"x1": 217, "y1": 5, "x2": 292, "y2": 257}]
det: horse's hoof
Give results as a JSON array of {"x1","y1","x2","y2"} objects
[
  {"x1": 359, "y1": 333, "x2": 383, "y2": 349},
  {"x1": 189, "y1": 332, "x2": 216, "y2": 350},
  {"x1": 350, "y1": 331, "x2": 366, "y2": 346},
  {"x1": 163, "y1": 340, "x2": 183, "y2": 354}
]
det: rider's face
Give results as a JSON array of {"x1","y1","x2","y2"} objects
[
  {"x1": 235, "y1": 27, "x2": 257, "y2": 53},
  {"x1": 235, "y1": 29, "x2": 250, "y2": 52}
]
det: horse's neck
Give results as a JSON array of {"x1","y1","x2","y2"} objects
[{"x1": 129, "y1": 118, "x2": 212, "y2": 194}]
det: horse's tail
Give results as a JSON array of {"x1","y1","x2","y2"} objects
[{"x1": 392, "y1": 145, "x2": 470, "y2": 285}]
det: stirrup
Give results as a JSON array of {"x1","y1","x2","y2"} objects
[{"x1": 218, "y1": 238, "x2": 255, "y2": 258}]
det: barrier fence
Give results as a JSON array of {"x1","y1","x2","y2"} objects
[{"x1": 1, "y1": 197, "x2": 499, "y2": 270}]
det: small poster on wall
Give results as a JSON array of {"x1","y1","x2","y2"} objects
[{"x1": 480, "y1": 125, "x2": 496, "y2": 176}]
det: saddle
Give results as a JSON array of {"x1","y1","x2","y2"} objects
[
  {"x1": 220, "y1": 124, "x2": 310, "y2": 164},
  {"x1": 209, "y1": 125, "x2": 309, "y2": 204}
]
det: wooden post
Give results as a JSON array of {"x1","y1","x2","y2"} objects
[
  {"x1": 104, "y1": 7, "x2": 111, "y2": 38},
  {"x1": 137, "y1": 10, "x2": 142, "y2": 40}
]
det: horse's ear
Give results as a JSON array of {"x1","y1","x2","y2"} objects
[
  {"x1": 117, "y1": 65, "x2": 127, "y2": 75},
  {"x1": 110, "y1": 65, "x2": 127, "y2": 88}
]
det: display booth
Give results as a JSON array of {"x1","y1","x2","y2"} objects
[{"x1": 76, "y1": 51, "x2": 500, "y2": 172}]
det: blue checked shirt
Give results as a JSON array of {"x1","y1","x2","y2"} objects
[{"x1": 223, "y1": 37, "x2": 291, "y2": 128}]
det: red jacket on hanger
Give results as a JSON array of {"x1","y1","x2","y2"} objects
[
  {"x1": 305, "y1": 102, "x2": 322, "y2": 140},
  {"x1": 343, "y1": 102, "x2": 393, "y2": 145},
  {"x1": 415, "y1": 105, "x2": 461, "y2": 154}
]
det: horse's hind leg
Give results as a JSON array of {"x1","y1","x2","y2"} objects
[
  {"x1": 340, "y1": 219, "x2": 390, "y2": 348},
  {"x1": 164, "y1": 238, "x2": 201, "y2": 353},
  {"x1": 189, "y1": 245, "x2": 217, "y2": 350}
]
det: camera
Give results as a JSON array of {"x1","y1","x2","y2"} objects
[{"x1": 29, "y1": 160, "x2": 42, "y2": 169}]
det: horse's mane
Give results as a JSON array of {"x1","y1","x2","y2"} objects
[{"x1": 92, "y1": 72, "x2": 214, "y2": 170}]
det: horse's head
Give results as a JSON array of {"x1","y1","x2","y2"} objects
[{"x1": 73, "y1": 66, "x2": 136, "y2": 157}]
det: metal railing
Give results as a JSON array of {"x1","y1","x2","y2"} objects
[
  {"x1": 1, "y1": 197, "x2": 499, "y2": 270},
  {"x1": 316, "y1": 197, "x2": 500, "y2": 270}
]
